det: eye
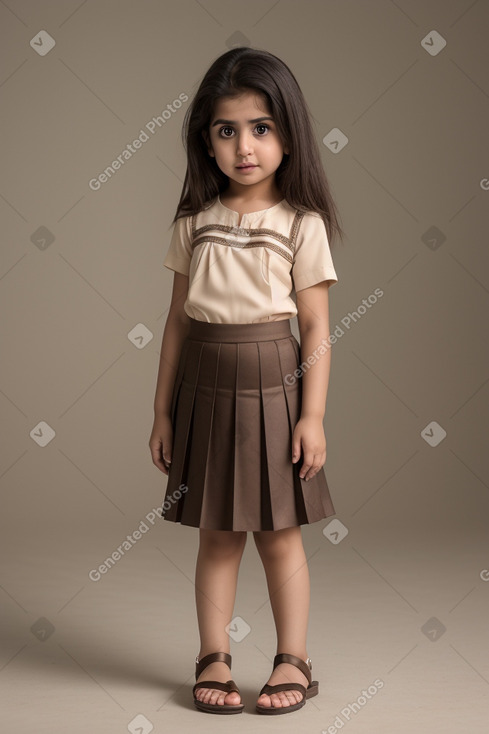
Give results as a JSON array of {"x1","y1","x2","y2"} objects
[{"x1": 217, "y1": 123, "x2": 272, "y2": 138}]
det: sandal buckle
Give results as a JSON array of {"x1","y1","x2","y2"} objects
[{"x1": 306, "y1": 657, "x2": 312, "y2": 670}]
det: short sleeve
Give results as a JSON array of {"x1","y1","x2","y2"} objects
[
  {"x1": 291, "y1": 212, "x2": 338, "y2": 292},
  {"x1": 163, "y1": 215, "x2": 192, "y2": 276}
]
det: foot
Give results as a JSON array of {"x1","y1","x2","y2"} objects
[
  {"x1": 256, "y1": 660, "x2": 310, "y2": 709},
  {"x1": 194, "y1": 661, "x2": 242, "y2": 708}
]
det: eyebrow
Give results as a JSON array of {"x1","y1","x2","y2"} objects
[{"x1": 211, "y1": 116, "x2": 274, "y2": 127}]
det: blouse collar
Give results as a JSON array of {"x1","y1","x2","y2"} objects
[{"x1": 215, "y1": 194, "x2": 286, "y2": 224}]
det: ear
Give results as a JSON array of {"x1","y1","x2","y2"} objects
[{"x1": 201, "y1": 129, "x2": 214, "y2": 157}]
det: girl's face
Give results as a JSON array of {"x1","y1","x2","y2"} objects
[{"x1": 204, "y1": 91, "x2": 289, "y2": 195}]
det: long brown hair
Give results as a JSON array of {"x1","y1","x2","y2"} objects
[{"x1": 172, "y1": 46, "x2": 345, "y2": 245}]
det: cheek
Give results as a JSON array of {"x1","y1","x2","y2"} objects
[
  {"x1": 264, "y1": 134, "x2": 284, "y2": 150},
  {"x1": 264, "y1": 140, "x2": 285, "y2": 158},
  {"x1": 215, "y1": 139, "x2": 234, "y2": 155}
]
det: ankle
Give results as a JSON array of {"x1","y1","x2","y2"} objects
[
  {"x1": 276, "y1": 650, "x2": 309, "y2": 662},
  {"x1": 197, "y1": 649, "x2": 230, "y2": 662}
]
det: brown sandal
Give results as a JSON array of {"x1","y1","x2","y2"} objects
[
  {"x1": 192, "y1": 652, "x2": 244, "y2": 714},
  {"x1": 256, "y1": 653, "x2": 319, "y2": 715}
]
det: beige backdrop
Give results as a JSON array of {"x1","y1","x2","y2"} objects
[{"x1": 1, "y1": 1, "x2": 488, "y2": 732}]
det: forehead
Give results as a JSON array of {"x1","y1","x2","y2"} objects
[{"x1": 211, "y1": 91, "x2": 270, "y2": 120}]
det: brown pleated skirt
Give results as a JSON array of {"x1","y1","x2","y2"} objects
[{"x1": 161, "y1": 317, "x2": 336, "y2": 531}]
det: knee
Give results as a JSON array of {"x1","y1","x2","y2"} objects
[
  {"x1": 199, "y1": 529, "x2": 247, "y2": 558},
  {"x1": 253, "y1": 527, "x2": 300, "y2": 560}
]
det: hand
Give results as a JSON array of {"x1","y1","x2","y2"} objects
[
  {"x1": 149, "y1": 413, "x2": 173, "y2": 475},
  {"x1": 291, "y1": 416, "x2": 326, "y2": 481}
]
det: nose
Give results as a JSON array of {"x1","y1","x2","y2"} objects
[{"x1": 236, "y1": 131, "x2": 254, "y2": 157}]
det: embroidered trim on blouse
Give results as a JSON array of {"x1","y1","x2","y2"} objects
[
  {"x1": 192, "y1": 235, "x2": 294, "y2": 263},
  {"x1": 188, "y1": 208, "x2": 307, "y2": 265}
]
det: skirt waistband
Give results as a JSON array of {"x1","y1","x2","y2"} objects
[{"x1": 187, "y1": 316, "x2": 292, "y2": 343}]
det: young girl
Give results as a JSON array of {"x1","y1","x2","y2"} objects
[{"x1": 149, "y1": 46, "x2": 344, "y2": 716}]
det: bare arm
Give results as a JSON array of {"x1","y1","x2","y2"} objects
[
  {"x1": 295, "y1": 280, "x2": 332, "y2": 420},
  {"x1": 153, "y1": 271, "x2": 191, "y2": 416},
  {"x1": 149, "y1": 271, "x2": 190, "y2": 474},
  {"x1": 292, "y1": 280, "x2": 333, "y2": 480}
]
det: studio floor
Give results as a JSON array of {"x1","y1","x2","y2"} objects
[{"x1": 1, "y1": 516, "x2": 488, "y2": 734}]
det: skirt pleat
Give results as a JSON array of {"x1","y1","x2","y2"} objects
[
  {"x1": 161, "y1": 317, "x2": 336, "y2": 531},
  {"x1": 199, "y1": 342, "x2": 235, "y2": 529},
  {"x1": 232, "y1": 341, "x2": 264, "y2": 530}
]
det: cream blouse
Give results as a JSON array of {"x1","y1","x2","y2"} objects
[{"x1": 163, "y1": 194, "x2": 338, "y2": 324}]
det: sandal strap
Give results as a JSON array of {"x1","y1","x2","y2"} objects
[
  {"x1": 193, "y1": 679, "x2": 240, "y2": 696},
  {"x1": 273, "y1": 653, "x2": 312, "y2": 685},
  {"x1": 195, "y1": 651, "x2": 232, "y2": 680},
  {"x1": 259, "y1": 681, "x2": 307, "y2": 698}
]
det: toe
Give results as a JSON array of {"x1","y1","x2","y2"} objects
[
  {"x1": 287, "y1": 689, "x2": 300, "y2": 703},
  {"x1": 225, "y1": 691, "x2": 241, "y2": 705},
  {"x1": 288, "y1": 690, "x2": 302, "y2": 704},
  {"x1": 258, "y1": 689, "x2": 303, "y2": 709},
  {"x1": 257, "y1": 693, "x2": 272, "y2": 708},
  {"x1": 196, "y1": 687, "x2": 241, "y2": 706},
  {"x1": 209, "y1": 690, "x2": 221, "y2": 705},
  {"x1": 270, "y1": 693, "x2": 284, "y2": 707}
]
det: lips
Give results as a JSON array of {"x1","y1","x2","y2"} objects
[{"x1": 236, "y1": 164, "x2": 257, "y2": 169}]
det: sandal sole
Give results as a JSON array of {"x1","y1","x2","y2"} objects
[{"x1": 194, "y1": 699, "x2": 244, "y2": 714}]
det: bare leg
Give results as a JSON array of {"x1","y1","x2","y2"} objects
[
  {"x1": 194, "y1": 528, "x2": 247, "y2": 707},
  {"x1": 253, "y1": 525, "x2": 311, "y2": 709}
]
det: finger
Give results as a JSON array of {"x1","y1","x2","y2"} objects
[
  {"x1": 149, "y1": 441, "x2": 172, "y2": 475},
  {"x1": 299, "y1": 450, "x2": 314, "y2": 478},
  {"x1": 292, "y1": 436, "x2": 301, "y2": 463},
  {"x1": 149, "y1": 444, "x2": 162, "y2": 466},
  {"x1": 303, "y1": 451, "x2": 326, "y2": 480}
]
